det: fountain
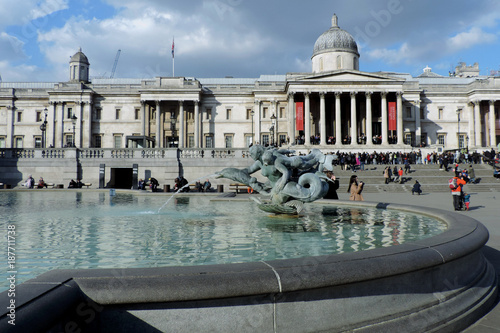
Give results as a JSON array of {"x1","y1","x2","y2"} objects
[{"x1": 0, "y1": 147, "x2": 497, "y2": 332}]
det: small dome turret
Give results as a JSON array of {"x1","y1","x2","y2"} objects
[{"x1": 69, "y1": 48, "x2": 90, "y2": 83}]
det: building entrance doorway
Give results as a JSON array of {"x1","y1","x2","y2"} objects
[{"x1": 110, "y1": 168, "x2": 133, "y2": 189}]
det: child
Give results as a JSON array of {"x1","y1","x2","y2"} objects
[{"x1": 463, "y1": 192, "x2": 471, "y2": 211}]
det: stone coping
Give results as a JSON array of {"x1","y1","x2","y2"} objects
[{"x1": 0, "y1": 200, "x2": 496, "y2": 332}]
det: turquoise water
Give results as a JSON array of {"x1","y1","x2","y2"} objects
[{"x1": 0, "y1": 191, "x2": 446, "y2": 292}]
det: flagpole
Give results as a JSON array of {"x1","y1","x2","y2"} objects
[{"x1": 172, "y1": 37, "x2": 175, "y2": 77}]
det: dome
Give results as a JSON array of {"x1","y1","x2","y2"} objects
[
  {"x1": 70, "y1": 48, "x2": 90, "y2": 65},
  {"x1": 312, "y1": 14, "x2": 359, "y2": 58}
]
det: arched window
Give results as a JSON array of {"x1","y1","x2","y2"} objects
[{"x1": 336, "y1": 55, "x2": 342, "y2": 69}]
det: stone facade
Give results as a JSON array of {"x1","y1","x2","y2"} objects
[{"x1": 0, "y1": 15, "x2": 499, "y2": 152}]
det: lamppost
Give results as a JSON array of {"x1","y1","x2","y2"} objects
[
  {"x1": 456, "y1": 109, "x2": 461, "y2": 150},
  {"x1": 270, "y1": 113, "x2": 276, "y2": 146},
  {"x1": 250, "y1": 110, "x2": 255, "y2": 146},
  {"x1": 71, "y1": 114, "x2": 77, "y2": 147},
  {"x1": 40, "y1": 108, "x2": 48, "y2": 148}
]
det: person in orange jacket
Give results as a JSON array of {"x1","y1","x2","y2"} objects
[{"x1": 451, "y1": 175, "x2": 466, "y2": 211}]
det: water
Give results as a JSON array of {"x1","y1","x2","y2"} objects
[{"x1": 0, "y1": 191, "x2": 446, "y2": 292}]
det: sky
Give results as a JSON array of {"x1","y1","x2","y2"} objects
[{"x1": 1, "y1": 0, "x2": 500, "y2": 82}]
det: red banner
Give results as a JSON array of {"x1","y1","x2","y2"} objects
[
  {"x1": 388, "y1": 102, "x2": 397, "y2": 131},
  {"x1": 296, "y1": 102, "x2": 304, "y2": 131}
]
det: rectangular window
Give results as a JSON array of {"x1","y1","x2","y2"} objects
[
  {"x1": 94, "y1": 135, "x2": 102, "y2": 148},
  {"x1": 279, "y1": 107, "x2": 285, "y2": 119},
  {"x1": 188, "y1": 135, "x2": 194, "y2": 148},
  {"x1": 206, "y1": 108, "x2": 212, "y2": 120},
  {"x1": 224, "y1": 135, "x2": 233, "y2": 148},
  {"x1": 114, "y1": 135, "x2": 122, "y2": 148},
  {"x1": 65, "y1": 134, "x2": 74, "y2": 147},
  {"x1": 438, "y1": 134, "x2": 446, "y2": 145},
  {"x1": 405, "y1": 107, "x2": 412, "y2": 118},
  {"x1": 279, "y1": 134, "x2": 287, "y2": 146},
  {"x1": 135, "y1": 108, "x2": 140, "y2": 120},
  {"x1": 95, "y1": 108, "x2": 102, "y2": 120},
  {"x1": 115, "y1": 109, "x2": 121, "y2": 120},
  {"x1": 15, "y1": 137, "x2": 23, "y2": 148},
  {"x1": 263, "y1": 107, "x2": 268, "y2": 119},
  {"x1": 34, "y1": 136, "x2": 42, "y2": 148},
  {"x1": 404, "y1": 132, "x2": 413, "y2": 146},
  {"x1": 67, "y1": 107, "x2": 73, "y2": 119},
  {"x1": 205, "y1": 135, "x2": 214, "y2": 148},
  {"x1": 421, "y1": 133, "x2": 427, "y2": 147},
  {"x1": 36, "y1": 111, "x2": 42, "y2": 122},
  {"x1": 458, "y1": 134, "x2": 465, "y2": 149},
  {"x1": 17, "y1": 112, "x2": 22, "y2": 122},
  {"x1": 438, "y1": 108, "x2": 444, "y2": 120},
  {"x1": 262, "y1": 134, "x2": 269, "y2": 146},
  {"x1": 420, "y1": 107, "x2": 425, "y2": 119},
  {"x1": 0, "y1": 137, "x2": 5, "y2": 148},
  {"x1": 245, "y1": 135, "x2": 253, "y2": 147},
  {"x1": 226, "y1": 108, "x2": 232, "y2": 120},
  {"x1": 246, "y1": 109, "x2": 252, "y2": 120}
]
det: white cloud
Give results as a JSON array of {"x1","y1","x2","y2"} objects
[
  {"x1": 446, "y1": 27, "x2": 497, "y2": 53},
  {"x1": 367, "y1": 43, "x2": 411, "y2": 65},
  {"x1": 30, "y1": 0, "x2": 69, "y2": 20}
]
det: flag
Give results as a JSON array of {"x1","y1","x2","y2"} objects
[{"x1": 172, "y1": 38, "x2": 174, "y2": 58}]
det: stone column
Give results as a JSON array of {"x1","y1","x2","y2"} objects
[
  {"x1": 365, "y1": 92, "x2": 372, "y2": 145},
  {"x1": 194, "y1": 100, "x2": 200, "y2": 148},
  {"x1": 86, "y1": 101, "x2": 93, "y2": 148},
  {"x1": 335, "y1": 91, "x2": 341, "y2": 147},
  {"x1": 468, "y1": 102, "x2": 476, "y2": 148},
  {"x1": 380, "y1": 93, "x2": 388, "y2": 145},
  {"x1": 397, "y1": 92, "x2": 404, "y2": 145},
  {"x1": 414, "y1": 101, "x2": 421, "y2": 146},
  {"x1": 179, "y1": 100, "x2": 185, "y2": 148},
  {"x1": 255, "y1": 100, "x2": 261, "y2": 144},
  {"x1": 350, "y1": 91, "x2": 357, "y2": 144},
  {"x1": 6, "y1": 105, "x2": 14, "y2": 148},
  {"x1": 288, "y1": 93, "x2": 295, "y2": 143},
  {"x1": 59, "y1": 102, "x2": 66, "y2": 148},
  {"x1": 141, "y1": 101, "x2": 146, "y2": 136},
  {"x1": 304, "y1": 92, "x2": 311, "y2": 145},
  {"x1": 474, "y1": 100, "x2": 481, "y2": 147},
  {"x1": 49, "y1": 101, "x2": 57, "y2": 148},
  {"x1": 77, "y1": 101, "x2": 83, "y2": 148},
  {"x1": 489, "y1": 101, "x2": 496, "y2": 147},
  {"x1": 155, "y1": 101, "x2": 161, "y2": 148},
  {"x1": 320, "y1": 92, "x2": 326, "y2": 145}
]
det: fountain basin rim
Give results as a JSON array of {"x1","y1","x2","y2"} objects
[{"x1": 3, "y1": 200, "x2": 488, "y2": 307}]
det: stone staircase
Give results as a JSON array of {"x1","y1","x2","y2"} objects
[{"x1": 331, "y1": 163, "x2": 500, "y2": 193}]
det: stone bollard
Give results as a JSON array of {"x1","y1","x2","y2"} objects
[
  {"x1": 217, "y1": 184, "x2": 224, "y2": 193},
  {"x1": 164, "y1": 184, "x2": 170, "y2": 193}
]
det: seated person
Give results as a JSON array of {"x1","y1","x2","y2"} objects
[
  {"x1": 412, "y1": 180, "x2": 422, "y2": 195},
  {"x1": 76, "y1": 179, "x2": 84, "y2": 188},
  {"x1": 194, "y1": 181, "x2": 203, "y2": 192},
  {"x1": 68, "y1": 179, "x2": 77, "y2": 188},
  {"x1": 138, "y1": 179, "x2": 146, "y2": 190},
  {"x1": 203, "y1": 179, "x2": 212, "y2": 192},
  {"x1": 37, "y1": 177, "x2": 47, "y2": 188}
]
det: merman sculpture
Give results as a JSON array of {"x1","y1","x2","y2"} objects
[{"x1": 216, "y1": 145, "x2": 334, "y2": 214}]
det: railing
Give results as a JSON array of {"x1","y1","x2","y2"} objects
[{"x1": 0, "y1": 148, "x2": 251, "y2": 160}]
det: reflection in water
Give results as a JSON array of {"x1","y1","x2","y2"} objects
[{"x1": 0, "y1": 192, "x2": 446, "y2": 292}]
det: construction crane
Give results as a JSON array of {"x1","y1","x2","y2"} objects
[{"x1": 110, "y1": 49, "x2": 121, "y2": 78}]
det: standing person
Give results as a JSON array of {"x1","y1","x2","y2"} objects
[
  {"x1": 323, "y1": 171, "x2": 339, "y2": 199},
  {"x1": 383, "y1": 166, "x2": 391, "y2": 184},
  {"x1": 463, "y1": 192, "x2": 471, "y2": 211},
  {"x1": 450, "y1": 175, "x2": 466, "y2": 211},
  {"x1": 149, "y1": 177, "x2": 159, "y2": 192},
  {"x1": 398, "y1": 167, "x2": 404, "y2": 184},
  {"x1": 347, "y1": 175, "x2": 364, "y2": 201},
  {"x1": 468, "y1": 165, "x2": 476, "y2": 184}
]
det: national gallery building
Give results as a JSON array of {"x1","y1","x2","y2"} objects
[{"x1": 1, "y1": 15, "x2": 499, "y2": 152}]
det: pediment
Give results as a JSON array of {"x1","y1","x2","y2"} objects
[{"x1": 290, "y1": 70, "x2": 404, "y2": 83}]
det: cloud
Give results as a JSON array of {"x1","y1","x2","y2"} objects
[{"x1": 446, "y1": 27, "x2": 497, "y2": 53}]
